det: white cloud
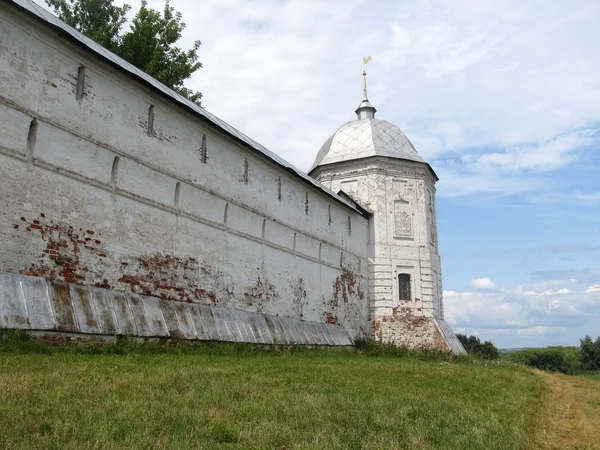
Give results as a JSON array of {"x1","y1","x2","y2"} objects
[
  {"x1": 444, "y1": 281, "x2": 600, "y2": 347},
  {"x1": 471, "y1": 277, "x2": 497, "y2": 290}
]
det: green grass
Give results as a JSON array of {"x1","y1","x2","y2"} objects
[{"x1": 0, "y1": 337, "x2": 547, "y2": 450}]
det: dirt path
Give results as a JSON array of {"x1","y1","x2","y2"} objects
[{"x1": 528, "y1": 371, "x2": 600, "y2": 450}]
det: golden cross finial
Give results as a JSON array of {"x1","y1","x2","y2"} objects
[{"x1": 362, "y1": 56, "x2": 372, "y2": 99}]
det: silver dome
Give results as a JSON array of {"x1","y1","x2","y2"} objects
[{"x1": 310, "y1": 118, "x2": 425, "y2": 171}]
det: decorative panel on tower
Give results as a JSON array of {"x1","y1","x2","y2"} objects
[{"x1": 393, "y1": 200, "x2": 412, "y2": 238}]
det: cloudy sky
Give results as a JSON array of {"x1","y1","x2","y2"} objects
[{"x1": 38, "y1": 0, "x2": 600, "y2": 348}]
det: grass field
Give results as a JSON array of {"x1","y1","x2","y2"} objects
[{"x1": 0, "y1": 340, "x2": 598, "y2": 449}]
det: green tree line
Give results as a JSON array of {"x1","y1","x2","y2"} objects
[
  {"x1": 456, "y1": 334, "x2": 500, "y2": 360},
  {"x1": 46, "y1": 0, "x2": 202, "y2": 104},
  {"x1": 502, "y1": 335, "x2": 600, "y2": 374}
]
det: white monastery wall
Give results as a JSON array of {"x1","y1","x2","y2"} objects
[{"x1": 0, "y1": 3, "x2": 369, "y2": 339}]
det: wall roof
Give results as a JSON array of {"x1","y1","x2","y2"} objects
[{"x1": 8, "y1": 0, "x2": 365, "y2": 216}]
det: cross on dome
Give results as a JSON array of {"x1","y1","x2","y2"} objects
[{"x1": 356, "y1": 57, "x2": 377, "y2": 119}]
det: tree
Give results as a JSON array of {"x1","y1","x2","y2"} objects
[
  {"x1": 456, "y1": 333, "x2": 499, "y2": 360},
  {"x1": 580, "y1": 335, "x2": 600, "y2": 371},
  {"x1": 45, "y1": 0, "x2": 202, "y2": 105}
]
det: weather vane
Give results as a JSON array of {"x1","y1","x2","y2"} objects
[{"x1": 362, "y1": 56, "x2": 372, "y2": 100}]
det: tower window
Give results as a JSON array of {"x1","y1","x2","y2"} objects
[{"x1": 398, "y1": 274, "x2": 411, "y2": 301}]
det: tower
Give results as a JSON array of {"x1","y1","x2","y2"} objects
[{"x1": 309, "y1": 64, "x2": 465, "y2": 353}]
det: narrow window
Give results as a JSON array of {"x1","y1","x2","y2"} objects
[
  {"x1": 223, "y1": 203, "x2": 229, "y2": 225},
  {"x1": 328, "y1": 205, "x2": 332, "y2": 225},
  {"x1": 398, "y1": 274, "x2": 411, "y2": 301},
  {"x1": 318, "y1": 243, "x2": 322, "y2": 259},
  {"x1": 174, "y1": 182, "x2": 181, "y2": 208},
  {"x1": 26, "y1": 119, "x2": 38, "y2": 163},
  {"x1": 277, "y1": 177, "x2": 282, "y2": 201},
  {"x1": 347, "y1": 216, "x2": 352, "y2": 236},
  {"x1": 147, "y1": 105, "x2": 155, "y2": 137},
  {"x1": 339, "y1": 252, "x2": 344, "y2": 268},
  {"x1": 243, "y1": 158, "x2": 249, "y2": 184},
  {"x1": 262, "y1": 219, "x2": 266, "y2": 239},
  {"x1": 201, "y1": 134, "x2": 207, "y2": 163},
  {"x1": 76, "y1": 66, "x2": 86, "y2": 100},
  {"x1": 293, "y1": 233, "x2": 297, "y2": 251},
  {"x1": 305, "y1": 192, "x2": 309, "y2": 215},
  {"x1": 110, "y1": 156, "x2": 120, "y2": 185}
]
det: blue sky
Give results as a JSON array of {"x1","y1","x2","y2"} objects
[{"x1": 37, "y1": 0, "x2": 600, "y2": 348}]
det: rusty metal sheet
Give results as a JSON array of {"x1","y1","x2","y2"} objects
[
  {"x1": 301, "y1": 320, "x2": 319, "y2": 345},
  {"x1": 247, "y1": 313, "x2": 268, "y2": 344},
  {"x1": 293, "y1": 320, "x2": 311, "y2": 345},
  {"x1": 126, "y1": 293, "x2": 153, "y2": 336},
  {"x1": 174, "y1": 302, "x2": 197, "y2": 340},
  {"x1": 233, "y1": 309, "x2": 254, "y2": 343},
  {"x1": 280, "y1": 317, "x2": 299, "y2": 344},
  {"x1": 200, "y1": 305, "x2": 222, "y2": 341},
  {"x1": 89, "y1": 287, "x2": 119, "y2": 335},
  {"x1": 187, "y1": 304, "x2": 212, "y2": 341},
  {"x1": 326, "y1": 324, "x2": 345, "y2": 346},
  {"x1": 316, "y1": 322, "x2": 335, "y2": 346},
  {"x1": 0, "y1": 273, "x2": 355, "y2": 347},
  {"x1": 159, "y1": 301, "x2": 185, "y2": 340},
  {"x1": 292, "y1": 318, "x2": 309, "y2": 345},
  {"x1": 281, "y1": 317, "x2": 300, "y2": 345},
  {"x1": 262, "y1": 315, "x2": 279, "y2": 345},
  {"x1": 20, "y1": 275, "x2": 54, "y2": 330},
  {"x1": 327, "y1": 324, "x2": 352, "y2": 346},
  {"x1": 139, "y1": 295, "x2": 169, "y2": 337},
  {"x1": 111, "y1": 291, "x2": 137, "y2": 335},
  {"x1": 221, "y1": 309, "x2": 243, "y2": 342},
  {"x1": 307, "y1": 321, "x2": 329, "y2": 346},
  {"x1": 50, "y1": 283, "x2": 78, "y2": 332},
  {"x1": 434, "y1": 318, "x2": 467, "y2": 355},
  {"x1": 209, "y1": 307, "x2": 228, "y2": 341},
  {"x1": 158, "y1": 300, "x2": 188, "y2": 339},
  {"x1": 0, "y1": 273, "x2": 30, "y2": 329},
  {"x1": 269, "y1": 316, "x2": 290, "y2": 345},
  {"x1": 70, "y1": 284, "x2": 102, "y2": 334}
]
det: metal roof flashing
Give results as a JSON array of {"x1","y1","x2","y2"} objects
[{"x1": 6, "y1": 0, "x2": 364, "y2": 216}]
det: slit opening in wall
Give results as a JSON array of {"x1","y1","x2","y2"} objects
[
  {"x1": 201, "y1": 134, "x2": 207, "y2": 163},
  {"x1": 347, "y1": 216, "x2": 352, "y2": 236},
  {"x1": 243, "y1": 158, "x2": 249, "y2": 184},
  {"x1": 328, "y1": 205, "x2": 332, "y2": 225},
  {"x1": 76, "y1": 66, "x2": 86, "y2": 100},
  {"x1": 262, "y1": 219, "x2": 266, "y2": 239},
  {"x1": 26, "y1": 119, "x2": 38, "y2": 162},
  {"x1": 318, "y1": 243, "x2": 322, "y2": 259},
  {"x1": 147, "y1": 105, "x2": 155, "y2": 137},
  {"x1": 305, "y1": 192, "x2": 309, "y2": 215},
  {"x1": 339, "y1": 252, "x2": 344, "y2": 268},
  {"x1": 223, "y1": 203, "x2": 229, "y2": 225},
  {"x1": 110, "y1": 156, "x2": 120, "y2": 185},
  {"x1": 277, "y1": 177, "x2": 282, "y2": 201},
  {"x1": 174, "y1": 182, "x2": 181, "y2": 208},
  {"x1": 293, "y1": 233, "x2": 297, "y2": 252}
]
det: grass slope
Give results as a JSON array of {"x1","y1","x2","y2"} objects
[
  {"x1": 0, "y1": 347, "x2": 547, "y2": 450},
  {"x1": 528, "y1": 371, "x2": 600, "y2": 450}
]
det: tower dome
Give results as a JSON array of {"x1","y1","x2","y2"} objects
[
  {"x1": 310, "y1": 69, "x2": 425, "y2": 172},
  {"x1": 310, "y1": 118, "x2": 425, "y2": 171}
]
